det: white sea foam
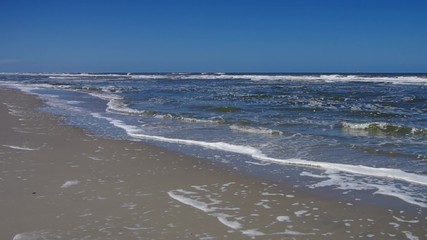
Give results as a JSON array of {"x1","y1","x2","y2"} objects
[
  {"x1": 13, "y1": 232, "x2": 43, "y2": 240},
  {"x1": 42, "y1": 94, "x2": 85, "y2": 113},
  {"x1": 123, "y1": 226, "x2": 149, "y2": 231},
  {"x1": 90, "y1": 115, "x2": 427, "y2": 208},
  {"x1": 2, "y1": 72, "x2": 427, "y2": 85},
  {"x1": 295, "y1": 210, "x2": 308, "y2": 217},
  {"x1": 402, "y1": 231, "x2": 419, "y2": 240},
  {"x1": 168, "y1": 188, "x2": 246, "y2": 231},
  {"x1": 341, "y1": 121, "x2": 427, "y2": 135},
  {"x1": 3, "y1": 103, "x2": 24, "y2": 117},
  {"x1": 304, "y1": 170, "x2": 427, "y2": 208},
  {"x1": 241, "y1": 229, "x2": 314, "y2": 237},
  {"x1": 389, "y1": 222, "x2": 400, "y2": 228},
  {"x1": 230, "y1": 125, "x2": 283, "y2": 135},
  {"x1": 90, "y1": 91, "x2": 224, "y2": 125},
  {"x1": 92, "y1": 113, "x2": 427, "y2": 189},
  {"x1": 262, "y1": 192, "x2": 285, "y2": 196},
  {"x1": 373, "y1": 184, "x2": 427, "y2": 208},
  {"x1": 133, "y1": 73, "x2": 427, "y2": 85},
  {"x1": 217, "y1": 214, "x2": 242, "y2": 229},
  {"x1": 0, "y1": 82, "x2": 45, "y2": 95},
  {"x1": 280, "y1": 230, "x2": 315, "y2": 236},
  {"x1": 167, "y1": 189, "x2": 216, "y2": 213},
  {"x1": 176, "y1": 116, "x2": 225, "y2": 124},
  {"x1": 88, "y1": 156, "x2": 102, "y2": 161},
  {"x1": 0, "y1": 82, "x2": 86, "y2": 114},
  {"x1": 245, "y1": 161, "x2": 271, "y2": 166},
  {"x1": 342, "y1": 121, "x2": 381, "y2": 130},
  {"x1": 111, "y1": 97, "x2": 225, "y2": 125},
  {"x1": 277, "y1": 215, "x2": 291, "y2": 222},
  {"x1": 0, "y1": 72, "x2": 125, "y2": 78},
  {"x1": 2, "y1": 145, "x2": 40, "y2": 151},
  {"x1": 241, "y1": 229, "x2": 266, "y2": 237},
  {"x1": 61, "y1": 180, "x2": 79, "y2": 188},
  {"x1": 392, "y1": 216, "x2": 419, "y2": 223},
  {"x1": 168, "y1": 185, "x2": 319, "y2": 237},
  {"x1": 300, "y1": 171, "x2": 328, "y2": 178},
  {"x1": 93, "y1": 112, "x2": 427, "y2": 207},
  {"x1": 148, "y1": 73, "x2": 427, "y2": 85}
]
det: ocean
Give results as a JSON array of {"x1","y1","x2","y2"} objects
[{"x1": 1, "y1": 72, "x2": 427, "y2": 209}]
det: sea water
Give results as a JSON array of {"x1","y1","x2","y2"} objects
[{"x1": 1, "y1": 72, "x2": 427, "y2": 208}]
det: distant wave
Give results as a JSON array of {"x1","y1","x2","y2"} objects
[
  {"x1": 2, "y1": 72, "x2": 427, "y2": 85},
  {"x1": 130, "y1": 73, "x2": 427, "y2": 84},
  {"x1": 0, "y1": 72, "x2": 128, "y2": 78}
]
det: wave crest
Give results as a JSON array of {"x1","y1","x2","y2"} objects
[
  {"x1": 341, "y1": 122, "x2": 427, "y2": 136},
  {"x1": 230, "y1": 125, "x2": 283, "y2": 136}
]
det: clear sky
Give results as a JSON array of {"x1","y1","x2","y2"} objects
[{"x1": 1, "y1": 0, "x2": 426, "y2": 73}]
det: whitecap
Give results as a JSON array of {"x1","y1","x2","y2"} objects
[{"x1": 230, "y1": 125, "x2": 283, "y2": 135}]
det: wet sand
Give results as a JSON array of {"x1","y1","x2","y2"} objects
[{"x1": 1, "y1": 87, "x2": 426, "y2": 239}]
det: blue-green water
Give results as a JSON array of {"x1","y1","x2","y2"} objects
[{"x1": 2, "y1": 72, "x2": 427, "y2": 207}]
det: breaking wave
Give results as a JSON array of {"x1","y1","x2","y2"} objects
[
  {"x1": 230, "y1": 125, "x2": 283, "y2": 136},
  {"x1": 2, "y1": 72, "x2": 427, "y2": 85},
  {"x1": 341, "y1": 122, "x2": 427, "y2": 136}
]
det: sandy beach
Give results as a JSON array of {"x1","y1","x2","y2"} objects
[{"x1": 1, "y1": 86, "x2": 426, "y2": 239}]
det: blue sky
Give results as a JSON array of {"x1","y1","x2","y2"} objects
[{"x1": 1, "y1": 0, "x2": 426, "y2": 72}]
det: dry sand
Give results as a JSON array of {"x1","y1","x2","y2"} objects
[{"x1": 1, "y1": 87, "x2": 426, "y2": 239}]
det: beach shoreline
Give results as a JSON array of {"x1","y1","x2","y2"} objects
[{"x1": 1, "y1": 87, "x2": 425, "y2": 239}]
